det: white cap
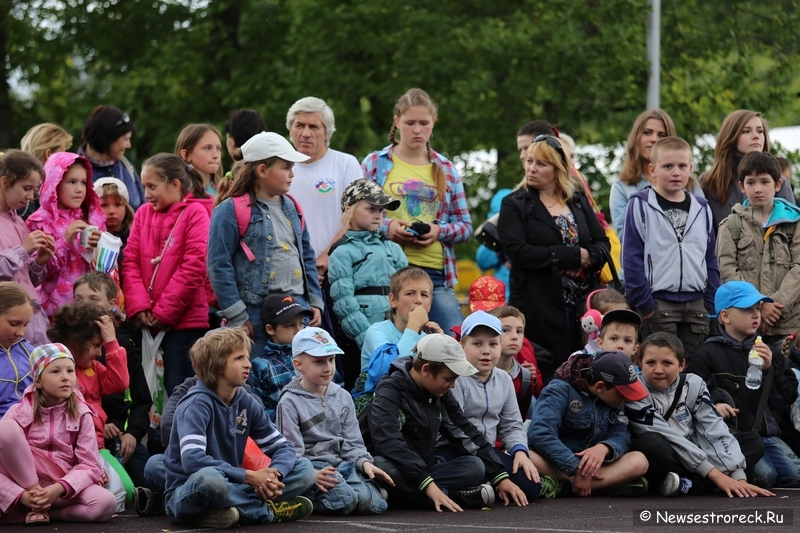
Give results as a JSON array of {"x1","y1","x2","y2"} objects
[
  {"x1": 415, "y1": 334, "x2": 478, "y2": 377},
  {"x1": 93, "y1": 177, "x2": 130, "y2": 203},
  {"x1": 292, "y1": 327, "x2": 344, "y2": 358},
  {"x1": 241, "y1": 132, "x2": 310, "y2": 163}
]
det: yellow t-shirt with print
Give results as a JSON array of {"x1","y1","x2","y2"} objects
[{"x1": 383, "y1": 157, "x2": 444, "y2": 270}]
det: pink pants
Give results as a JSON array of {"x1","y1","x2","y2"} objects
[{"x1": 0, "y1": 419, "x2": 116, "y2": 523}]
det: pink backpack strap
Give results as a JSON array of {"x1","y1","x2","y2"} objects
[{"x1": 232, "y1": 195, "x2": 256, "y2": 262}]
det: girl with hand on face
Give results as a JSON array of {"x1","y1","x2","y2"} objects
[
  {"x1": 0, "y1": 151, "x2": 53, "y2": 344},
  {"x1": 122, "y1": 154, "x2": 210, "y2": 396},
  {"x1": 361, "y1": 88, "x2": 472, "y2": 335},
  {"x1": 27, "y1": 152, "x2": 105, "y2": 320},
  {"x1": 701, "y1": 110, "x2": 796, "y2": 231}
]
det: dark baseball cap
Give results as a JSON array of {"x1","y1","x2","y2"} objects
[
  {"x1": 600, "y1": 309, "x2": 642, "y2": 330},
  {"x1": 340, "y1": 179, "x2": 401, "y2": 211},
  {"x1": 589, "y1": 351, "x2": 648, "y2": 401},
  {"x1": 260, "y1": 295, "x2": 312, "y2": 326}
]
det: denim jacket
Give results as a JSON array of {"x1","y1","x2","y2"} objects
[
  {"x1": 208, "y1": 194, "x2": 323, "y2": 323},
  {"x1": 527, "y1": 379, "x2": 631, "y2": 476}
]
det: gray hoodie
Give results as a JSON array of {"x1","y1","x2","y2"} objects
[
  {"x1": 276, "y1": 376, "x2": 372, "y2": 471},
  {"x1": 625, "y1": 373, "x2": 746, "y2": 480},
  {"x1": 450, "y1": 368, "x2": 528, "y2": 456}
]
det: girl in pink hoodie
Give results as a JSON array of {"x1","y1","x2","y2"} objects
[
  {"x1": 27, "y1": 152, "x2": 105, "y2": 319},
  {"x1": 0, "y1": 343, "x2": 116, "y2": 524},
  {"x1": 122, "y1": 154, "x2": 210, "y2": 396}
]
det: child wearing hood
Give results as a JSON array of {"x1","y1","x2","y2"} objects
[
  {"x1": 717, "y1": 151, "x2": 800, "y2": 348},
  {"x1": 27, "y1": 152, "x2": 104, "y2": 319}
]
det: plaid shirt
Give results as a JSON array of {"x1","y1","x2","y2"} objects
[{"x1": 361, "y1": 144, "x2": 472, "y2": 288}]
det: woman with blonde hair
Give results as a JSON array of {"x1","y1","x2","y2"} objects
[
  {"x1": 18, "y1": 123, "x2": 73, "y2": 219},
  {"x1": 498, "y1": 135, "x2": 609, "y2": 381}
]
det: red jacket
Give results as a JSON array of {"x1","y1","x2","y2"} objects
[
  {"x1": 76, "y1": 339, "x2": 129, "y2": 449},
  {"x1": 122, "y1": 198, "x2": 210, "y2": 329}
]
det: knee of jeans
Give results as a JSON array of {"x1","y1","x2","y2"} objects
[
  {"x1": 294, "y1": 458, "x2": 318, "y2": 487},
  {"x1": 462, "y1": 456, "x2": 486, "y2": 483},
  {"x1": 318, "y1": 483, "x2": 358, "y2": 515},
  {"x1": 753, "y1": 458, "x2": 777, "y2": 489},
  {"x1": 0, "y1": 419, "x2": 24, "y2": 448},
  {"x1": 193, "y1": 466, "x2": 231, "y2": 497}
]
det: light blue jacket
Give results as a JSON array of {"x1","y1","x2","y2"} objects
[
  {"x1": 207, "y1": 195, "x2": 323, "y2": 324},
  {"x1": 328, "y1": 230, "x2": 408, "y2": 348}
]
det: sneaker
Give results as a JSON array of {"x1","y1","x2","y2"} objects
[
  {"x1": 450, "y1": 483, "x2": 495, "y2": 509},
  {"x1": 539, "y1": 475, "x2": 561, "y2": 499},
  {"x1": 379, "y1": 488, "x2": 389, "y2": 501},
  {"x1": 267, "y1": 496, "x2": 313, "y2": 523},
  {"x1": 660, "y1": 472, "x2": 692, "y2": 496},
  {"x1": 600, "y1": 476, "x2": 649, "y2": 497},
  {"x1": 196, "y1": 507, "x2": 239, "y2": 529}
]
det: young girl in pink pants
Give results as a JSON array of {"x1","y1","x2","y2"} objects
[{"x1": 0, "y1": 343, "x2": 116, "y2": 525}]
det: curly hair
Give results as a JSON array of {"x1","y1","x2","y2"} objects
[{"x1": 47, "y1": 302, "x2": 110, "y2": 358}]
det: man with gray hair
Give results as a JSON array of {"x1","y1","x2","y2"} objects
[{"x1": 286, "y1": 97, "x2": 362, "y2": 281}]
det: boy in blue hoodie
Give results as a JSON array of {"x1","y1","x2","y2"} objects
[
  {"x1": 162, "y1": 327, "x2": 316, "y2": 528},
  {"x1": 716, "y1": 151, "x2": 800, "y2": 349}
]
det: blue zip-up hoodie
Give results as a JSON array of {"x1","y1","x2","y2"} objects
[
  {"x1": 162, "y1": 380, "x2": 297, "y2": 495},
  {"x1": 0, "y1": 340, "x2": 34, "y2": 417},
  {"x1": 622, "y1": 189, "x2": 720, "y2": 317}
]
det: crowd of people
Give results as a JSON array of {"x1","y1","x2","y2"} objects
[{"x1": 0, "y1": 89, "x2": 799, "y2": 528}]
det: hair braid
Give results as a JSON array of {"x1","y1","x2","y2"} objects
[
  {"x1": 781, "y1": 334, "x2": 795, "y2": 359},
  {"x1": 388, "y1": 124, "x2": 398, "y2": 145}
]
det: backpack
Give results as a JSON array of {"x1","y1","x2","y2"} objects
[
  {"x1": 352, "y1": 343, "x2": 400, "y2": 416},
  {"x1": 232, "y1": 193, "x2": 305, "y2": 261},
  {"x1": 727, "y1": 211, "x2": 794, "y2": 248}
]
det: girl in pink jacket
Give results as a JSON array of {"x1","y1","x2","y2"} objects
[
  {"x1": 0, "y1": 150, "x2": 54, "y2": 343},
  {"x1": 122, "y1": 154, "x2": 210, "y2": 396},
  {"x1": 27, "y1": 152, "x2": 105, "y2": 320},
  {"x1": 0, "y1": 343, "x2": 116, "y2": 525}
]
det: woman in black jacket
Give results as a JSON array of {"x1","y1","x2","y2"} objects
[{"x1": 499, "y1": 135, "x2": 609, "y2": 382}]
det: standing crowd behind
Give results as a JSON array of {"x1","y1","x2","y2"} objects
[{"x1": 0, "y1": 91, "x2": 799, "y2": 528}]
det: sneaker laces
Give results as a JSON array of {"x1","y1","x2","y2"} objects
[{"x1": 268, "y1": 499, "x2": 304, "y2": 521}]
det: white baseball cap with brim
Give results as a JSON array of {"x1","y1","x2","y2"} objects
[
  {"x1": 292, "y1": 327, "x2": 344, "y2": 358},
  {"x1": 415, "y1": 334, "x2": 478, "y2": 377},
  {"x1": 241, "y1": 131, "x2": 310, "y2": 164}
]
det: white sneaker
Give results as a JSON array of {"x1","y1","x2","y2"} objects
[{"x1": 196, "y1": 507, "x2": 239, "y2": 529}]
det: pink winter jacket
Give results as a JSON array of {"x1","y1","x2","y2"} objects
[
  {"x1": 122, "y1": 197, "x2": 210, "y2": 330},
  {"x1": 0, "y1": 386, "x2": 104, "y2": 512}
]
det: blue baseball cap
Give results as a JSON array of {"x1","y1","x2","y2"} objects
[
  {"x1": 712, "y1": 281, "x2": 773, "y2": 317},
  {"x1": 292, "y1": 327, "x2": 344, "y2": 358},
  {"x1": 461, "y1": 310, "x2": 502, "y2": 337}
]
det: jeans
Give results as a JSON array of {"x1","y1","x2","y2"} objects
[
  {"x1": 420, "y1": 268, "x2": 464, "y2": 336},
  {"x1": 373, "y1": 454, "x2": 484, "y2": 509},
  {"x1": 304, "y1": 461, "x2": 387, "y2": 515},
  {"x1": 753, "y1": 436, "x2": 800, "y2": 488},
  {"x1": 144, "y1": 453, "x2": 167, "y2": 493},
  {"x1": 162, "y1": 328, "x2": 206, "y2": 396},
  {"x1": 118, "y1": 441, "x2": 160, "y2": 492},
  {"x1": 165, "y1": 459, "x2": 316, "y2": 525}
]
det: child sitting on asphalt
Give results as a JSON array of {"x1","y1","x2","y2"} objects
[
  {"x1": 626, "y1": 332, "x2": 774, "y2": 498},
  {"x1": 276, "y1": 327, "x2": 392, "y2": 515},
  {"x1": 528, "y1": 350, "x2": 649, "y2": 498},
  {"x1": 161, "y1": 327, "x2": 316, "y2": 528}
]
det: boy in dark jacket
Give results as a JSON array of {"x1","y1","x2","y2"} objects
[
  {"x1": 687, "y1": 281, "x2": 800, "y2": 488},
  {"x1": 364, "y1": 334, "x2": 526, "y2": 511}
]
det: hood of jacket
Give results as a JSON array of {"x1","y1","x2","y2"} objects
[
  {"x1": 29, "y1": 152, "x2": 105, "y2": 232},
  {"x1": 186, "y1": 192, "x2": 214, "y2": 217},
  {"x1": 553, "y1": 352, "x2": 592, "y2": 396}
]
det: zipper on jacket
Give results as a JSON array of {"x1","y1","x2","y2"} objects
[{"x1": 48, "y1": 413, "x2": 55, "y2": 461}]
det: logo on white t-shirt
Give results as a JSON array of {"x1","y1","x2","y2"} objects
[{"x1": 314, "y1": 177, "x2": 335, "y2": 196}]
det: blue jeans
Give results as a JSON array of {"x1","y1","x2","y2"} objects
[
  {"x1": 753, "y1": 436, "x2": 800, "y2": 488},
  {"x1": 373, "y1": 455, "x2": 484, "y2": 509},
  {"x1": 305, "y1": 461, "x2": 387, "y2": 515},
  {"x1": 165, "y1": 459, "x2": 316, "y2": 525},
  {"x1": 144, "y1": 454, "x2": 166, "y2": 493},
  {"x1": 246, "y1": 303, "x2": 269, "y2": 359},
  {"x1": 162, "y1": 328, "x2": 206, "y2": 396},
  {"x1": 117, "y1": 441, "x2": 160, "y2": 492},
  {"x1": 420, "y1": 268, "x2": 464, "y2": 336}
]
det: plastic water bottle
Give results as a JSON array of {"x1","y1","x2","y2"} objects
[{"x1": 746, "y1": 336, "x2": 764, "y2": 390}]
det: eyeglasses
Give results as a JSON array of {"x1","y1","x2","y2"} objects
[
  {"x1": 116, "y1": 112, "x2": 130, "y2": 126},
  {"x1": 533, "y1": 134, "x2": 567, "y2": 167}
]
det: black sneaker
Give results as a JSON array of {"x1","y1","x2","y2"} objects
[
  {"x1": 267, "y1": 496, "x2": 313, "y2": 523},
  {"x1": 600, "y1": 476, "x2": 649, "y2": 497},
  {"x1": 660, "y1": 472, "x2": 692, "y2": 496},
  {"x1": 450, "y1": 483, "x2": 495, "y2": 509}
]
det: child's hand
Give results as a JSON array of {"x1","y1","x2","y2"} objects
[
  {"x1": 575, "y1": 444, "x2": 608, "y2": 477},
  {"x1": 414, "y1": 223, "x2": 441, "y2": 247},
  {"x1": 715, "y1": 402, "x2": 738, "y2": 419},
  {"x1": 572, "y1": 470, "x2": 593, "y2": 497},
  {"x1": 362, "y1": 462, "x2": 395, "y2": 486},
  {"x1": 425, "y1": 482, "x2": 462, "y2": 512},
  {"x1": 246, "y1": 468, "x2": 284, "y2": 499},
  {"x1": 423, "y1": 321, "x2": 443, "y2": 334},
  {"x1": 309, "y1": 306, "x2": 322, "y2": 327},
  {"x1": 387, "y1": 219, "x2": 418, "y2": 244},
  {"x1": 243, "y1": 320, "x2": 254, "y2": 338},
  {"x1": 118, "y1": 433, "x2": 137, "y2": 463},
  {"x1": 133, "y1": 311, "x2": 153, "y2": 329},
  {"x1": 150, "y1": 317, "x2": 168, "y2": 331},
  {"x1": 23, "y1": 230, "x2": 50, "y2": 255},
  {"x1": 87, "y1": 229, "x2": 102, "y2": 248},
  {"x1": 514, "y1": 451, "x2": 540, "y2": 483},
  {"x1": 104, "y1": 422, "x2": 123, "y2": 440},
  {"x1": 406, "y1": 305, "x2": 429, "y2": 333},
  {"x1": 95, "y1": 315, "x2": 116, "y2": 343},
  {"x1": 754, "y1": 341, "x2": 772, "y2": 369},
  {"x1": 760, "y1": 302, "x2": 783, "y2": 326},
  {"x1": 65, "y1": 220, "x2": 88, "y2": 244},
  {"x1": 32, "y1": 483, "x2": 65, "y2": 509},
  {"x1": 314, "y1": 465, "x2": 339, "y2": 493},
  {"x1": 496, "y1": 478, "x2": 528, "y2": 507}
]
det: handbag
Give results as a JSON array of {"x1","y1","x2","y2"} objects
[
  {"x1": 474, "y1": 213, "x2": 501, "y2": 251},
  {"x1": 141, "y1": 329, "x2": 167, "y2": 429}
]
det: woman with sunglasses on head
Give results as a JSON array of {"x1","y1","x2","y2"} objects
[
  {"x1": 78, "y1": 106, "x2": 145, "y2": 210},
  {"x1": 498, "y1": 135, "x2": 609, "y2": 383}
]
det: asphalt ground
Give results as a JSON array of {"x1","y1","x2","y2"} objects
[{"x1": 1, "y1": 488, "x2": 797, "y2": 533}]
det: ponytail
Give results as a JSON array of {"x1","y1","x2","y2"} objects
[{"x1": 142, "y1": 153, "x2": 206, "y2": 199}]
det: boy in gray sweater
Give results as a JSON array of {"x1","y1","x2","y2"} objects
[{"x1": 276, "y1": 327, "x2": 393, "y2": 515}]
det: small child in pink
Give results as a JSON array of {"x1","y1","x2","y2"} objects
[
  {"x1": 0, "y1": 343, "x2": 116, "y2": 524},
  {"x1": 27, "y1": 152, "x2": 105, "y2": 319}
]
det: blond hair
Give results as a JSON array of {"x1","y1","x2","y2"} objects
[
  {"x1": 20, "y1": 123, "x2": 73, "y2": 164},
  {"x1": 190, "y1": 327, "x2": 252, "y2": 390},
  {"x1": 527, "y1": 137, "x2": 574, "y2": 203}
]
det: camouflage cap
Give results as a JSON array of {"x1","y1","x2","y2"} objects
[{"x1": 340, "y1": 179, "x2": 401, "y2": 211}]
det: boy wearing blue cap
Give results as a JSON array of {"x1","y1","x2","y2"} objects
[
  {"x1": 688, "y1": 281, "x2": 800, "y2": 488},
  {"x1": 276, "y1": 327, "x2": 392, "y2": 515},
  {"x1": 449, "y1": 311, "x2": 539, "y2": 504}
]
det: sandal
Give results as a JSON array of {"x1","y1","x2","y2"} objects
[{"x1": 25, "y1": 510, "x2": 50, "y2": 526}]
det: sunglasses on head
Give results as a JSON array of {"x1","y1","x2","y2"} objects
[
  {"x1": 116, "y1": 112, "x2": 130, "y2": 126},
  {"x1": 533, "y1": 134, "x2": 567, "y2": 167}
]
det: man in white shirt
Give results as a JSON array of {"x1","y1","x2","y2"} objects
[{"x1": 286, "y1": 97, "x2": 362, "y2": 282}]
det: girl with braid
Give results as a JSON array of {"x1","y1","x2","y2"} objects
[{"x1": 361, "y1": 88, "x2": 472, "y2": 334}]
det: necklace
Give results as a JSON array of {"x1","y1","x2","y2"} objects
[{"x1": 542, "y1": 198, "x2": 560, "y2": 210}]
